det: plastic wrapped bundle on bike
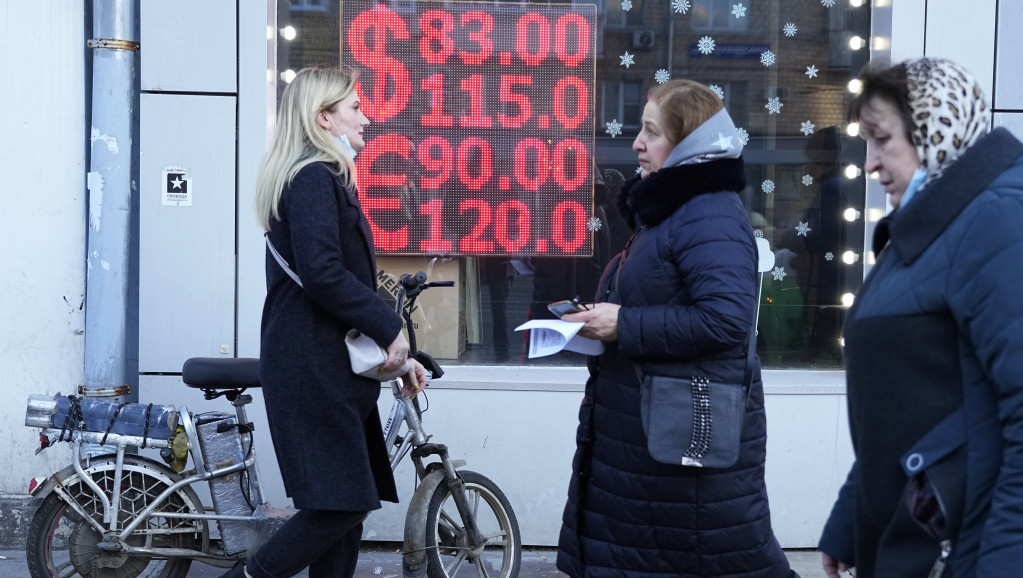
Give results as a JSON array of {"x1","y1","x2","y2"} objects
[
  {"x1": 196, "y1": 411, "x2": 256, "y2": 555},
  {"x1": 25, "y1": 394, "x2": 178, "y2": 441}
]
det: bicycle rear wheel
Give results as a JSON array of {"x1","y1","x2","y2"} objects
[
  {"x1": 424, "y1": 470, "x2": 521, "y2": 578},
  {"x1": 26, "y1": 456, "x2": 205, "y2": 578}
]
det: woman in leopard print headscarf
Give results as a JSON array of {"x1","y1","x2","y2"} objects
[{"x1": 819, "y1": 58, "x2": 1023, "y2": 578}]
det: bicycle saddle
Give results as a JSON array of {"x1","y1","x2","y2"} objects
[{"x1": 182, "y1": 358, "x2": 261, "y2": 389}]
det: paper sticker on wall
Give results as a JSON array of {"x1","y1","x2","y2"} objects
[{"x1": 162, "y1": 165, "x2": 192, "y2": 206}]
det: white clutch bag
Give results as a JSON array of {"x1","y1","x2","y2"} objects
[{"x1": 345, "y1": 329, "x2": 410, "y2": 381}]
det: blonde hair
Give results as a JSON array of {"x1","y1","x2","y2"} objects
[
  {"x1": 647, "y1": 79, "x2": 724, "y2": 146},
  {"x1": 256, "y1": 67, "x2": 360, "y2": 231}
]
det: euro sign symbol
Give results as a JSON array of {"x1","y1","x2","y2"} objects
[{"x1": 349, "y1": 6, "x2": 411, "y2": 121}]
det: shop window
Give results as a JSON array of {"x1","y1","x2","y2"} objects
[{"x1": 275, "y1": 0, "x2": 871, "y2": 369}]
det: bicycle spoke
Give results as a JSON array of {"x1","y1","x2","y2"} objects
[
  {"x1": 472, "y1": 557, "x2": 492, "y2": 578},
  {"x1": 443, "y1": 547, "x2": 470, "y2": 575},
  {"x1": 52, "y1": 559, "x2": 77, "y2": 578}
]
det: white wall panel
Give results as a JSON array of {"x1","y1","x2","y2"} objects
[
  {"x1": 141, "y1": 0, "x2": 237, "y2": 92},
  {"x1": 140, "y1": 94, "x2": 236, "y2": 372},
  {"x1": 994, "y1": 112, "x2": 1023, "y2": 142},
  {"x1": 925, "y1": 0, "x2": 996, "y2": 99},
  {"x1": 995, "y1": 0, "x2": 1023, "y2": 110}
]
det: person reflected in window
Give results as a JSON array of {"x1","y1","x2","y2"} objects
[
  {"x1": 819, "y1": 58, "x2": 1023, "y2": 578},
  {"x1": 781, "y1": 126, "x2": 849, "y2": 364},
  {"x1": 227, "y1": 67, "x2": 427, "y2": 578},
  {"x1": 556, "y1": 79, "x2": 795, "y2": 577}
]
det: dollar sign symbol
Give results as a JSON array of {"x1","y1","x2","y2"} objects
[{"x1": 349, "y1": 5, "x2": 411, "y2": 121}]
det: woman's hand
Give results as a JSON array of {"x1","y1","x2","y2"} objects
[
  {"x1": 383, "y1": 332, "x2": 411, "y2": 373},
  {"x1": 822, "y1": 551, "x2": 854, "y2": 578},
  {"x1": 562, "y1": 303, "x2": 621, "y2": 341},
  {"x1": 399, "y1": 359, "x2": 429, "y2": 398}
]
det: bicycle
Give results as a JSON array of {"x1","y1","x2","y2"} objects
[{"x1": 23, "y1": 271, "x2": 521, "y2": 578}]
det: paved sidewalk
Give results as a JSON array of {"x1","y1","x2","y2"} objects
[{"x1": 0, "y1": 547, "x2": 826, "y2": 577}]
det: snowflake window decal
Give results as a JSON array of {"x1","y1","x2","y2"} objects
[
  {"x1": 587, "y1": 216, "x2": 603, "y2": 232},
  {"x1": 619, "y1": 52, "x2": 635, "y2": 68},
  {"x1": 825, "y1": 252, "x2": 835, "y2": 261},
  {"x1": 731, "y1": 3, "x2": 746, "y2": 18},
  {"x1": 801, "y1": 120, "x2": 815, "y2": 136},
  {"x1": 606, "y1": 119, "x2": 623, "y2": 138},
  {"x1": 673, "y1": 0, "x2": 691, "y2": 13},
  {"x1": 621, "y1": 0, "x2": 633, "y2": 11},
  {"x1": 760, "y1": 50, "x2": 776, "y2": 67},
  {"x1": 806, "y1": 65, "x2": 819, "y2": 78},
  {"x1": 762, "y1": 180, "x2": 775, "y2": 194},
  {"x1": 783, "y1": 22, "x2": 798, "y2": 37},
  {"x1": 802, "y1": 174, "x2": 814, "y2": 186},
  {"x1": 735, "y1": 127, "x2": 749, "y2": 146},
  {"x1": 697, "y1": 36, "x2": 716, "y2": 55},
  {"x1": 821, "y1": 0, "x2": 837, "y2": 7},
  {"x1": 795, "y1": 221, "x2": 812, "y2": 237},
  {"x1": 655, "y1": 69, "x2": 671, "y2": 84},
  {"x1": 765, "y1": 97, "x2": 783, "y2": 114},
  {"x1": 708, "y1": 84, "x2": 725, "y2": 99},
  {"x1": 771, "y1": 266, "x2": 787, "y2": 281}
]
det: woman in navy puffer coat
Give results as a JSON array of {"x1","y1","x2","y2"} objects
[{"x1": 556, "y1": 80, "x2": 792, "y2": 577}]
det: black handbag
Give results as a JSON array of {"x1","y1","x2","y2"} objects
[{"x1": 636, "y1": 332, "x2": 754, "y2": 468}]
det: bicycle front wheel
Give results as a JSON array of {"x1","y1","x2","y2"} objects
[{"x1": 425, "y1": 470, "x2": 521, "y2": 578}]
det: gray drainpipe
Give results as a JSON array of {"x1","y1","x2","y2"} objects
[{"x1": 82, "y1": 0, "x2": 138, "y2": 456}]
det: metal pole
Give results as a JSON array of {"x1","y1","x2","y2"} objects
[{"x1": 83, "y1": 0, "x2": 138, "y2": 456}]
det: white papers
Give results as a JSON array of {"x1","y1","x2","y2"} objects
[{"x1": 514, "y1": 319, "x2": 605, "y2": 358}]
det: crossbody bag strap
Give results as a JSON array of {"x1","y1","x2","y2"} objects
[{"x1": 265, "y1": 233, "x2": 304, "y2": 288}]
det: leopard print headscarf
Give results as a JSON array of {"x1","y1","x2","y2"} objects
[{"x1": 905, "y1": 58, "x2": 990, "y2": 186}]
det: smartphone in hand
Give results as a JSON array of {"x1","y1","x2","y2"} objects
[{"x1": 548, "y1": 299, "x2": 585, "y2": 318}]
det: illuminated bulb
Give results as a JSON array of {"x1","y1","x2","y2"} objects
[
  {"x1": 839, "y1": 337, "x2": 845, "y2": 347},
  {"x1": 849, "y1": 36, "x2": 866, "y2": 50},
  {"x1": 842, "y1": 251, "x2": 860, "y2": 264},
  {"x1": 841, "y1": 293, "x2": 856, "y2": 307},
  {"x1": 281, "y1": 69, "x2": 297, "y2": 83},
  {"x1": 844, "y1": 208, "x2": 862, "y2": 221},
  {"x1": 845, "y1": 164, "x2": 862, "y2": 179},
  {"x1": 846, "y1": 122, "x2": 860, "y2": 137},
  {"x1": 281, "y1": 26, "x2": 297, "y2": 41},
  {"x1": 848, "y1": 79, "x2": 863, "y2": 93},
  {"x1": 849, "y1": 0, "x2": 865, "y2": 6}
]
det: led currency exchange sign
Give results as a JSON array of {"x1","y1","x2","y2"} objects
[{"x1": 342, "y1": 0, "x2": 597, "y2": 256}]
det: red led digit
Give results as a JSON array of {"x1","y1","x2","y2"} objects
[
  {"x1": 459, "y1": 74, "x2": 492, "y2": 128},
  {"x1": 417, "y1": 136, "x2": 453, "y2": 189},
  {"x1": 552, "y1": 76, "x2": 588, "y2": 130},
  {"x1": 456, "y1": 137, "x2": 493, "y2": 190},
  {"x1": 419, "y1": 9, "x2": 455, "y2": 64},
  {"x1": 513, "y1": 138, "x2": 549, "y2": 191},
  {"x1": 420, "y1": 199, "x2": 453, "y2": 252},
  {"x1": 497, "y1": 75, "x2": 533, "y2": 128},
  {"x1": 554, "y1": 13, "x2": 590, "y2": 67},
  {"x1": 420, "y1": 74, "x2": 454, "y2": 127},
  {"x1": 348, "y1": 6, "x2": 411, "y2": 121},
  {"x1": 460, "y1": 11, "x2": 494, "y2": 65},
  {"x1": 363, "y1": 197, "x2": 410, "y2": 251},
  {"x1": 356, "y1": 133, "x2": 411, "y2": 188},
  {"x1": 515, "y1": 12, "x2": 550, "y2": 66},
  {"x1": 458, "y1": 199, "x2": 494, "y2": 253},
  {"x1": 552, "y1": 139, "x2": 588, "y2": 191},
  {"x1": 494, "y1": 200, "x2": 530, "y2": 252},
  {"x1": 551, "y1": 200, "x2": 586, "y2": 253}
]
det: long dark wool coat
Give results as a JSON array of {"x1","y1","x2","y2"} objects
[
  {"x1": 261, "y1": 161, "x2": 402, "y2": 511},
  {"x1": 557, "y1": 158, "x2": 792, "y2": 577}
]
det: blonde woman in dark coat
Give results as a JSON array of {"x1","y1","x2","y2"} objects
[{"x1": 222, "y1": 67, "x2": 427, "y2": 578}]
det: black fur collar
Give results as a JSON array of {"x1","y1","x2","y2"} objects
[{"x1": 616, "y1": 158, "x2": 746, "y2": 229}]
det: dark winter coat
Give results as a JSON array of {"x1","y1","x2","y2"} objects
[
  {"x1": 260, "y1": 161, "x2": 402, "y2": 511},
  {"x1": 557, "y1": 158, "x2": 791, "y2": 577},
  {"x1": 818, "y1": 128, "x2": 1023, "y2": 578}
]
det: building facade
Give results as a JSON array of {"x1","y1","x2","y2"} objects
[{"x1": 2, "y1": 0, "x2": 1021, "y2": 549}]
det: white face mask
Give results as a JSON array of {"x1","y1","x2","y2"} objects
[{"x1": 327, "y1": 117, "x2": 358, "y2": 158}]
